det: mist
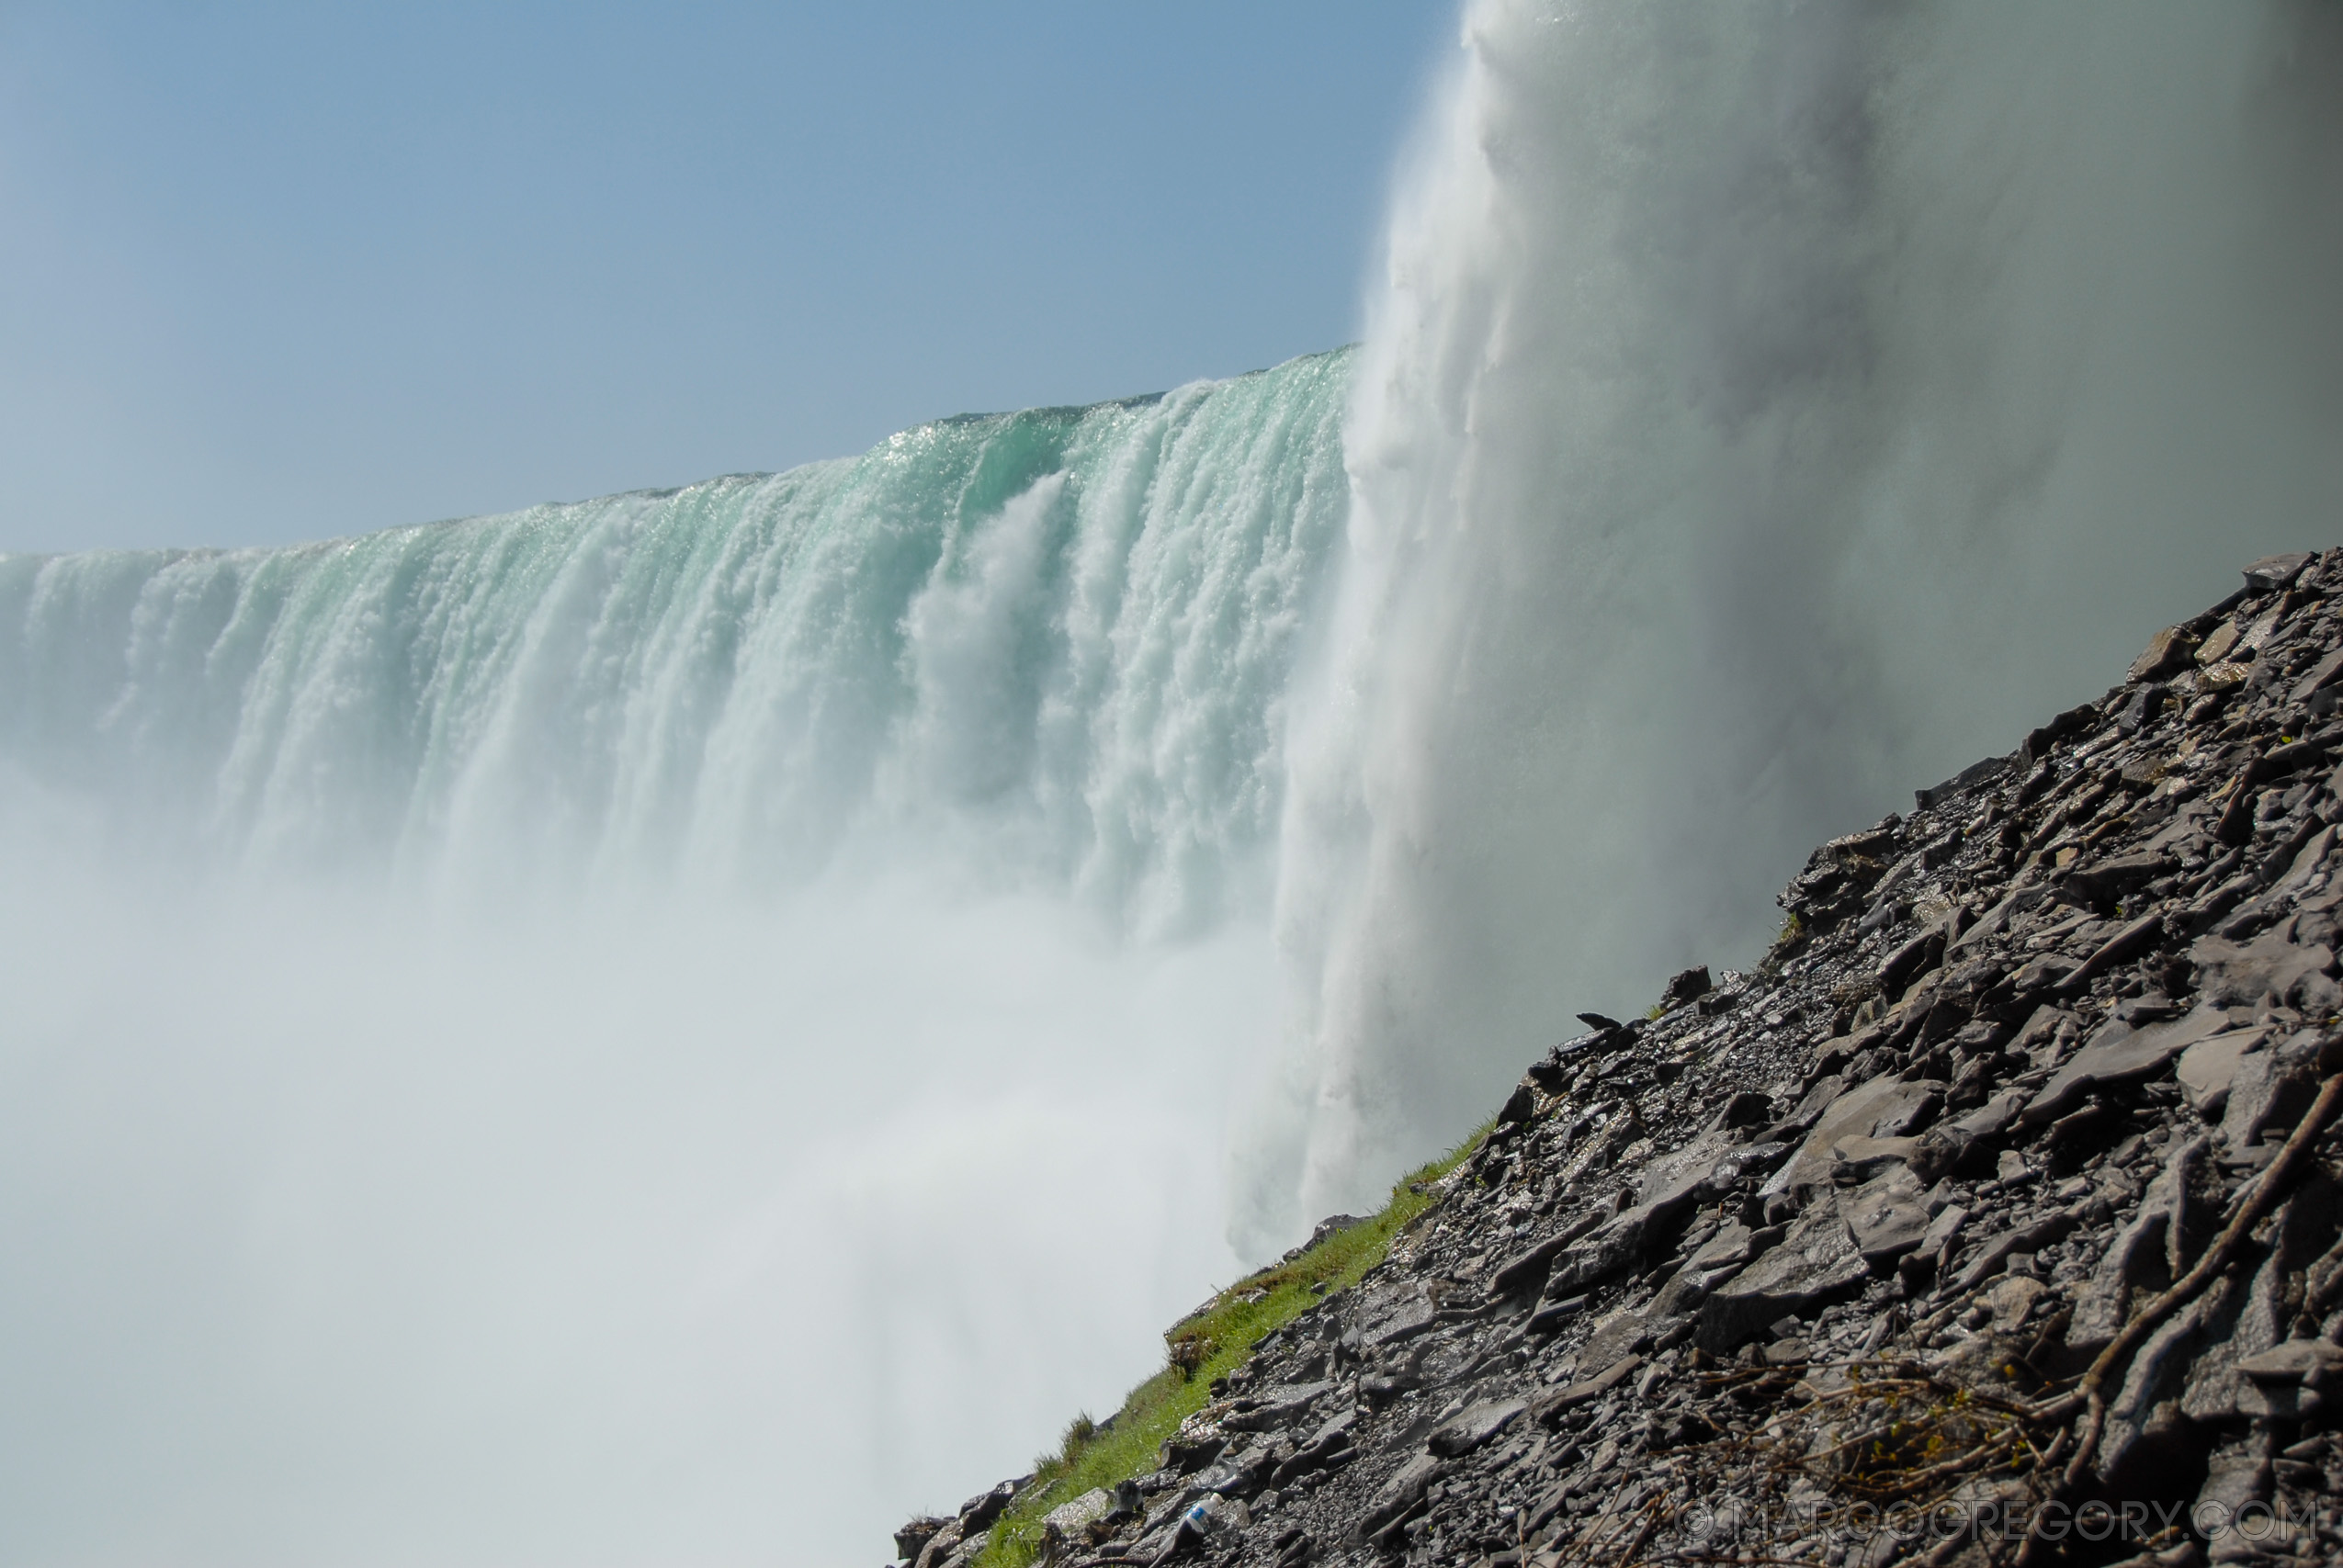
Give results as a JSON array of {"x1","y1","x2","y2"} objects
[
  {"x1": 6, "y1": 3, "x2": 2343, "y2": 1562},
  {"x1": 1244, "y1": 0, "x2": 2343, "y2": 1248},
  {"x1": 0, "y1": 367, "x2": 1341, "y2": 1563},
  {"x1": 0, "y1": 826, "x2": 1265, "y2": 1564}
]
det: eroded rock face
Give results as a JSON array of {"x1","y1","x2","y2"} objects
[{"x1": 898, "y1": 549, "x2": 2343, "y2": 1568}]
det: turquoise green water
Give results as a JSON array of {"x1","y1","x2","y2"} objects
[{"x1": 1, "y1": 350, "x2": 1352, "y2": 929}]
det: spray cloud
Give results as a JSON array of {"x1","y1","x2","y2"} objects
[
  {"x1": 5, "y1": 4, "x2": 2343, "y2": 1560},
  {"x1": 1244, "y1": 0, "x2": 2343, "y2": 1250}
]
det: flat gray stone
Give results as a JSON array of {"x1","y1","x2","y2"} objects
[
  {"x1": 1945, "y1": 1203, "x2": 2087, "y2": 1295},
  {"x1": 1270, "y1": 1409, "x2": 1359, "y2": 1486},
  {"x1": 1871, "y1": 1089, "x2": 1943, "y2": 1140},
  {"x1": 1426, "y1": 1397, "x2": 1527, "y2": 1458},
  {"x1": 1574, "y1": 1303, "x2": 1661, "y2": 1371},
  {"x1": 2068, "y1": 1137, "x2": 2202, "y2": 1355},
  {"x1": 1830, "y1": 1134, "x2": 1920, "y2": 1182},
  {"x1": 2176, "y1": 1032, "x2": 2265, "y2": 1116},
  {"x1": 1842, "y1": 1167, "x2": 1931, "y2": 1266},
  {"x1": 1949, "y1": 875, "x2": 2050, "y2": 957},
  {"x1": 2064, "y1": 914, "x2": 2170, "y2": 997},
  {"x1": 1220, "y1": 1381, "x2": 1330, "y2": 1432},
  {"x1": 1541, "y1": 1204, "x2": 1670, "y2": 1300},
  {"x1": 1301, "y1": 1407, "x2": 1356, "y2": 1452},
  {"x1": 2243, "y1": 551, "x2": 2315, "y2": 591},
  {"x1": 1696, "y1": 1191, "x2": 1869, "y2": 1351},
  {"x1": 2236, "y1": 1340, "x2": 2343, "y2": 1382},
  {"x1": 1953, "y1": 1089, "x2": 2031, "y2": 1139},
  {"x1": 2197, "y1": 616, "x2": 2244, "y2": 665},
  {"x1": 1527, "y1": 1353, "x2": 1643, "y2": 1420},
  {"x1": 2292, "y1": 647, "x2": 2343, "y2": 705},
  {"x1": 1776, "y1": 1073, "x2": 1845, "y2": 1132},
  {"x1": 1683, "y1": 1221, "x2": 1757, "y2": 1273},
  {"x1": 1042, "y1": 1489, "x2": 1113, "y2": 1543},
  {"x1": 1917, "y1": 1203, "x2": 1967, "y2": 1264},
  {"x1": 2006, "y1": 953, "x2": 2078, "y2": 995},
  {"x1": 2190, "y1": 931, "x2": 2336, "y2": 1009},
  {"x1": 1636, "y1": 1132, "x2": 1735, "y2": 1211},
  {"x1": 2184, "y1": 1176, "x2": 2338, "y2": 1421},
  {"x1": 1484, "y1": 1211, "x2": 1604, "y2": 1301},
  {"x1": 1191, "y1": 1441, "x2": 1273, "y2": 1495},
  {"x1": 2195, "y1": 1446, "x2": 2275, "y2": 1563},
  {"x1": 2010, "y1": 1003, "x2": 2077, "y2": 1057},
  {"x1": 2221, "y1": 1044, "x2": 2320, "y2": 1150},
  {"x1": 1538, "y1": 1156, "x2": 1730, "y2": 1303},
  {"x1": 1705, "y1": 1140, "x2": 1791, "y2": 1190},
  {"x1": 2130, "y1": 626, "x2": 2198, "y2": 682},
  {"x1": 2064, "y1": 852, "x2": 2177, "y2": 904},
  {"x1": 1648, "y1": 1255, "x2": 1731, "y2": 1317},
  {"x1": 1985, "y1": 1275, "x2": 2049, "y2": 1331},
  {"x1": 2269, "y1": 825, "x2": 2337, "y2": 897},
  {"x1": 2022, "y1": 1003, "x2": 2239, "y2": 1125},
  {"x1": 1359, "y1": 1295, "x2": 1437, "y2": 1348},
  {"x1": 1762, "y1": 1077, "x2": 1948, "y2": 1197}
]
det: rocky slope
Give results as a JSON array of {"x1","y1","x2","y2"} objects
[{"x1": 902, "y1": 549, "x2": 2343, "y2": 1568}]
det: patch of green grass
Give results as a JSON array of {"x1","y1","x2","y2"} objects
[
  {"x1": 1758, "y1": 911, "x2": 1806, "y2": 978},
  {"x1": 972, "y1": 1122, "x2": 1493, "y2": 1568}
]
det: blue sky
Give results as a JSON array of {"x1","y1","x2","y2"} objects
[{"x1": 0, "y1": 3, "x2": 1452, "y2": 552}]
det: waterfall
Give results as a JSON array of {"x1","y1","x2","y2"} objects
[
  {"x1": 0, "y1": 358, "x2": 1350, "y2": 1564},
  {"x1": 5, "y1": 3, "x2": 2342, "y2": 1560},
  {"x1": 2, "y1": 353, "x2": 1350, "y2": 926},
  {"x1": 1244, "y1": 0, "x2": 2343, "y2": 1251}
]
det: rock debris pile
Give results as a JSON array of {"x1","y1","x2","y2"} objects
[{"x1": 901, "y1": 549, "x2": 2343, "y2": 1568}]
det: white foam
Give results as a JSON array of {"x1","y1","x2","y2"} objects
[{"x1": 1247, "y1": 0, "x2": 2343, "y2": 1251}]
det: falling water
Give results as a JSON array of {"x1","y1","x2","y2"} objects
[
  {"x1": 0, "y1": 359, "x2": 1352, "y2": 1564},
  {"x1": 1246, "y1": 0, "x2": 2343, "y2": 1251},
  {"x1": 5, "y1": 4, "x2": 2343, "y2": 1562}
]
